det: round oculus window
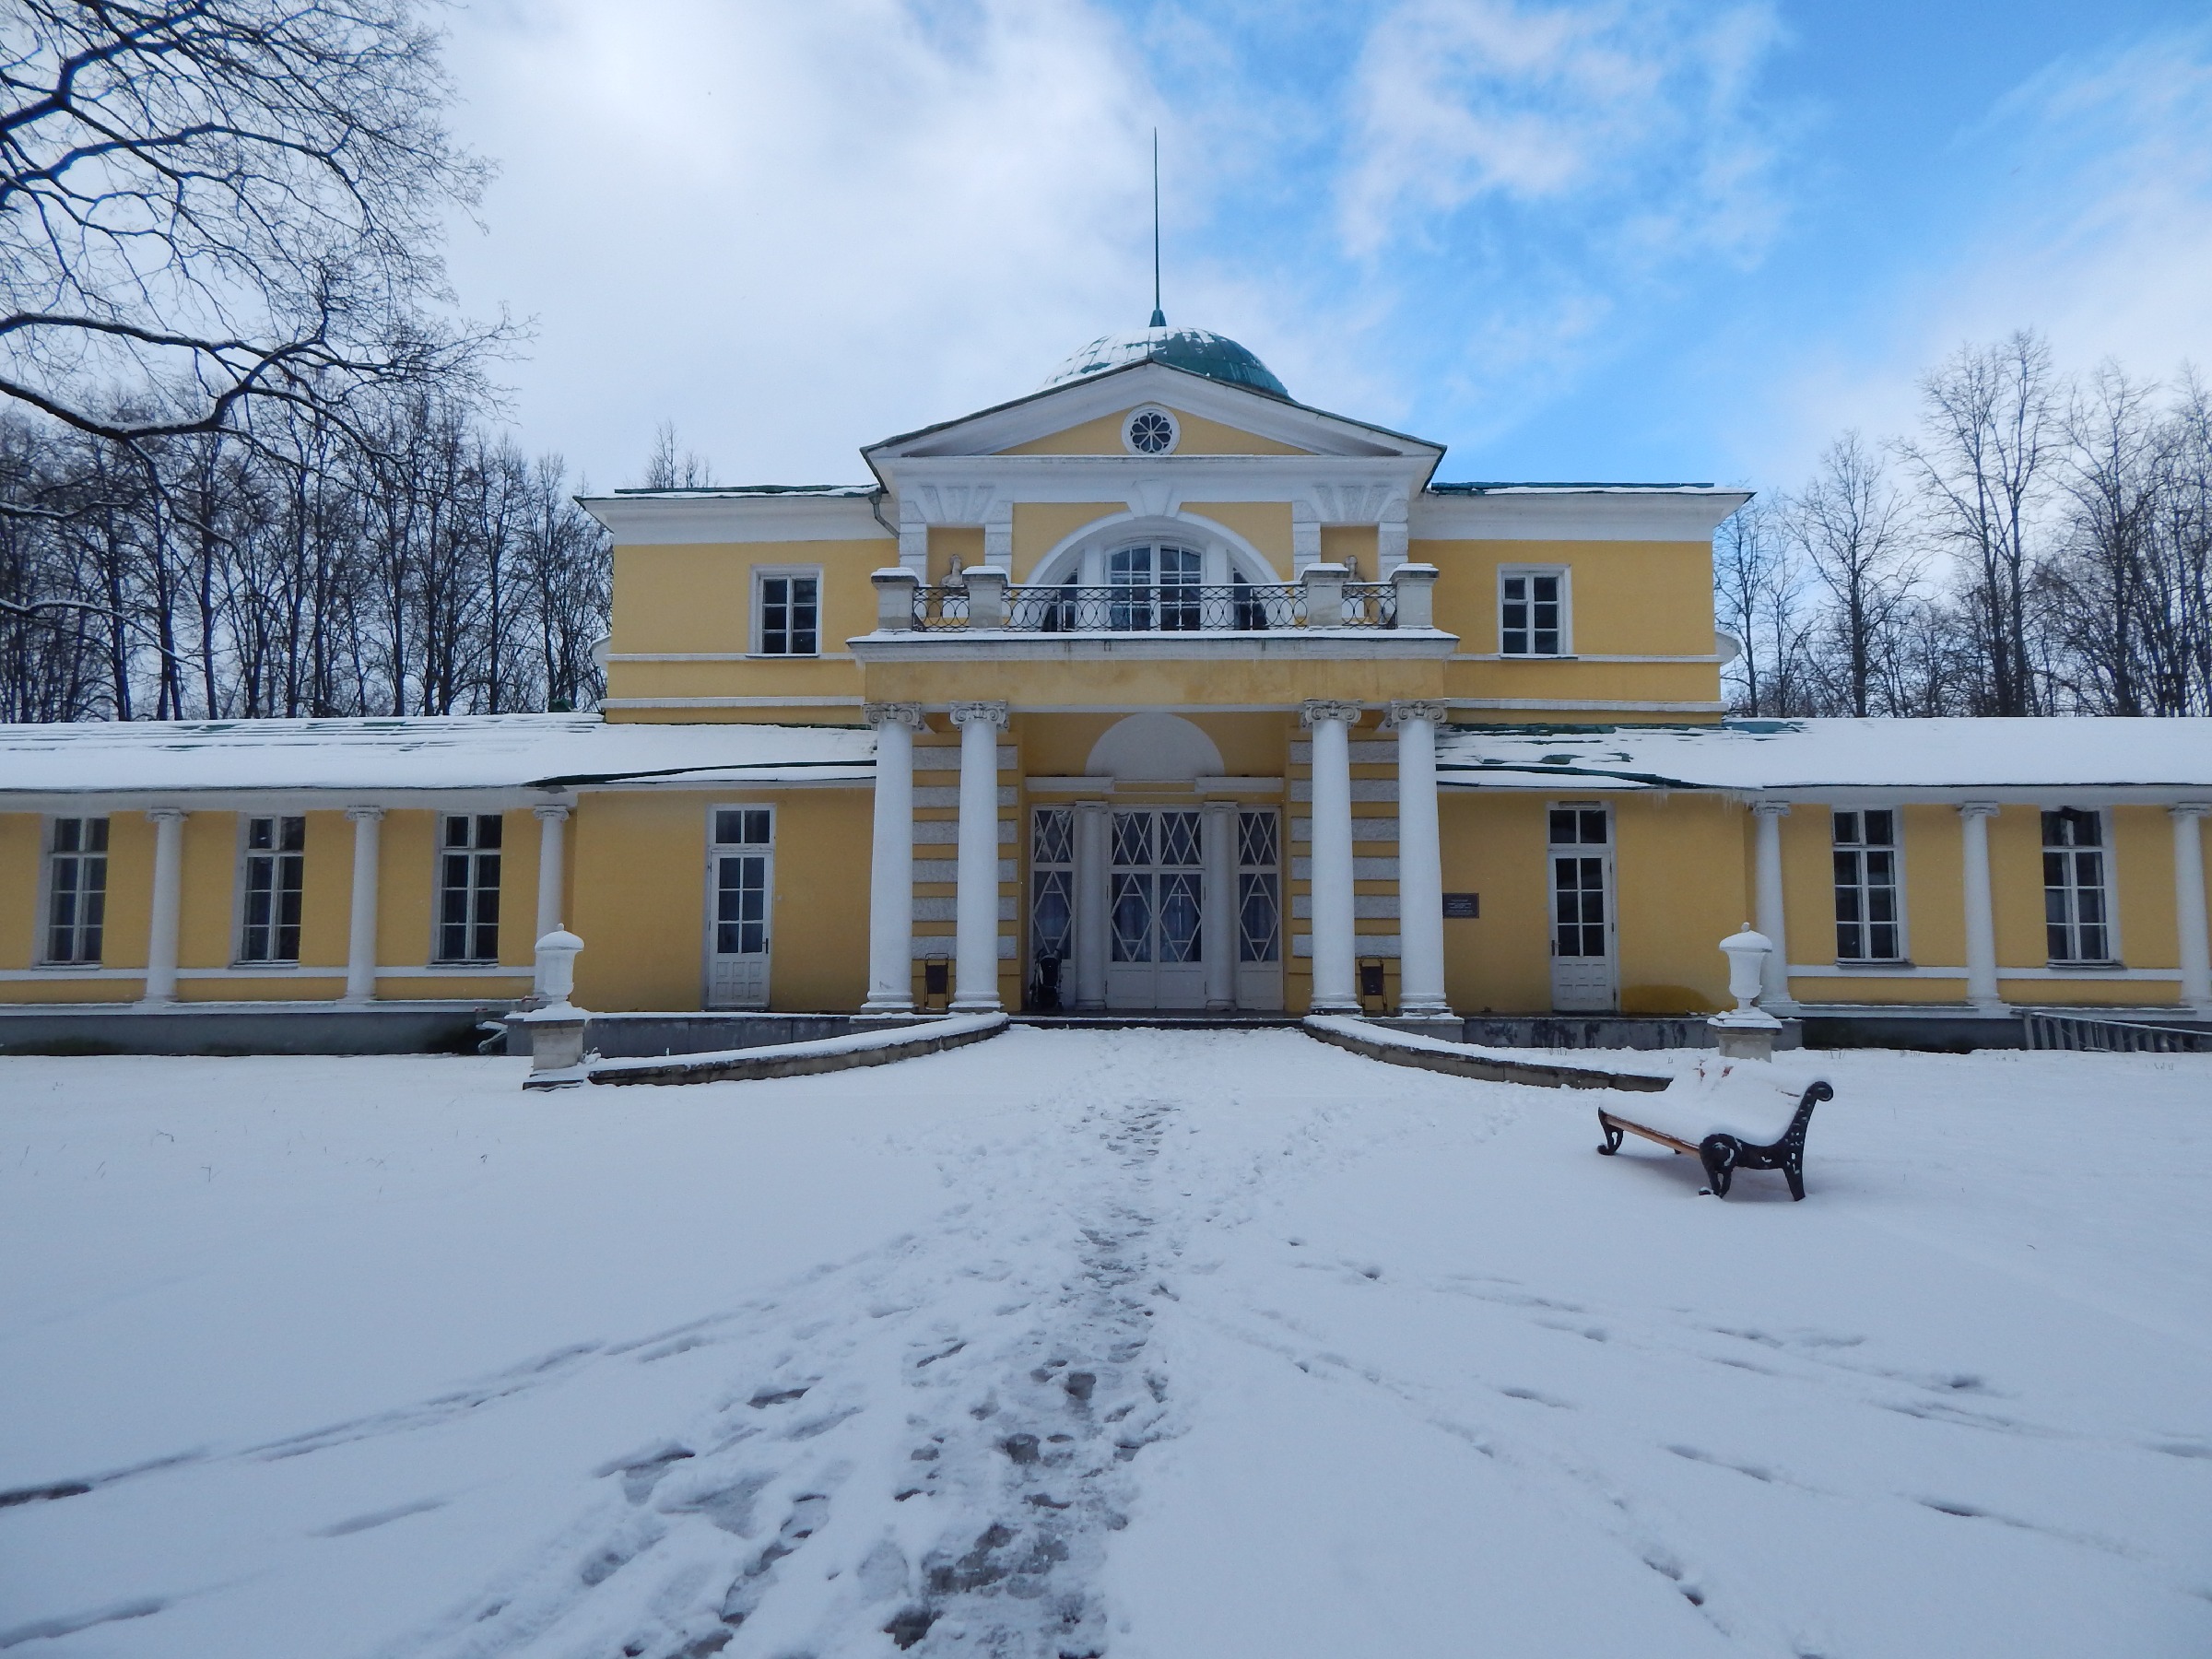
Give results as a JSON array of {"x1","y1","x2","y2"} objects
[{"x1": 1126, "y1": 409, "x2": 1176, "y2": 454}]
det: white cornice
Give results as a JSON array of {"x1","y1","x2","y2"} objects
[
  {"x1": 1411, "y1": 490, "x2": 1750, "y2": 543},
  {"x1": 876, "y1": 453, "x2": 1432, "y2": 510},
  {"x1": 865, "y1": 362, "x2": 1445, "y2": 467},
  {"x1": 579, "y1": 493, "x2": 891, "y2": 547}
]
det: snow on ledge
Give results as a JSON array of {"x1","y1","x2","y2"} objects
[
  {"x1": 582, "y1": 1012, "x2": 1009, "y2": 1088},
  {"x1": 1301, "y1": 1015, "x2": 1677, "y2": 1091}
]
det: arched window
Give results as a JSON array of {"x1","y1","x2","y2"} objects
[
  {"x1": 1012, "y1": 523, "x2": 1290, "y2": 631},
  {"x1": 1107, "y1": 543, "x2": 1203, "y2": 631}
]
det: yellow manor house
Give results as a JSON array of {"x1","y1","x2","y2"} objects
[{"x1": 4, "y1": 323, "x2": 2211, "y2": 1051}]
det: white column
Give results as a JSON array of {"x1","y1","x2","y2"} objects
[
  {"x1": 1959, "y1": 803, "x2": 2002, "y2": 1012},
  {"x1": 1751, "y1": 801, "x2": 1795, "y2": 1012},
  {"x1": 1074, "y1": 800, "x2": 1110, "y2": 1011},
  {"x1": 1201, "y1": 799, "x2": 1237, "y2": 1011},
  {"x1": 863, "y1": 703, "x2": 923, "y2": 1012},
  {"x1": 534, "y1": 805, "x2": 570, "y2": 937},
  {"x1": 1387, "y1": 700, "x2": 1449, "y2": 1018},
  {"x1": 1303, "y1": 700, "x2": 1362, "y2": 1014},
  {"x1": 343, "y1": 806, "x2": 384, "y2": 1004},
  {"x1": 2172, "y1": 804, "x2": 2211, "y2": 1014},
  {"x1": 950, "y1": 700, "x2": 1008, "y2": 1012},
  {"x1": 141, "y1": 807, "x2": 187, "y2": 1005}
]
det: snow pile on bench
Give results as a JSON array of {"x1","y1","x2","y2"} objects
[{"x1": 1616, "y1": 1055, "x2": 1830, "y2": 1145}]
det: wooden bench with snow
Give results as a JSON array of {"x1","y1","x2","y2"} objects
[{"x1": 1595, "y1": 1057, "x2": 1834, "y2": 1200}]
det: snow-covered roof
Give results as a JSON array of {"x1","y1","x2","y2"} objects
[
  {"x1": 0, "y1": 715, "x2": 875, "y2": 804},
  {"x1": 1438, "y1": 718, "x2": 2212, "y2": 797}
]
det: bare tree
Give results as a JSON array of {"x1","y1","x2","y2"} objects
[
  {"x1": 1713, "y1": 497, "x2": 1782, "y2": 714},
  {"x1": 0, "y1": 0, "x2": 498, "y2": 453},
  {"x1": 1898, "y1": 331, "x2": 2058, "y2": 714},
  {"x1": 1786, "y1": 433, "x2": 1918, "y2": 717},
  {"x1": 639, "y1": 419, "x2": 712, "y2": 489}
]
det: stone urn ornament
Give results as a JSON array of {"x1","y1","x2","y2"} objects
[{"x1": 1709, "y1": 924, "x2": 1783, "y2": 1060}]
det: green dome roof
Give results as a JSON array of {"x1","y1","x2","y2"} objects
[{"x1": 1041, "y1": 325, "x2": 1290, "y2": 399}]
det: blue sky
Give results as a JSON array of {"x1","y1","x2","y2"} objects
[{"x1": 440, "y1": 0, "x2": 2212, "y2": 493}]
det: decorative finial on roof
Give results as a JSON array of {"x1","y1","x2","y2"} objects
[{"x1": 1149, "y1": 128, "x2": 1166, "y2": 330}]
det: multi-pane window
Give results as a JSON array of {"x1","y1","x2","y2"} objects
[
  {"x1": 1832, "y1": 809, "x2": 1902, "y2": 961},
  {"x1": 44, "y1": 816, "x2": 108, "y2": 964},
  {"x1": 1031, "y1": 807, "x2": 1075, "y2": 972},
  {"x1": 1547, "y1": 806, "x2": 1608, "y2": 958},
  {"x1": 756, "y1": 572, "x2": 819, "y2": 655},
  {"x1": 1500, "y1": 570, "x2": 1566, "y2": 655},
  {"x1": 1108, "y1": 544, "x2": 1204, "y2": 631},
  {"x1": 437, "y1": 814, "x2": 503, "y2": 962},
  {"x1": 712, "y1": 807, "x2": 773, "y2": 956},
  {"x1": 2043, "y1": 808, "x2": 2111, "y2": 963},
  {"x1": 240, "y1": 815, "x2": 305, "y2": 963},
  {"x1": 1237, "y1": 809, "x2": 1280, "y2": 964}
]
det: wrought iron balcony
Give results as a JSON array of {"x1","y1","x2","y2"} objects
[
  {"x1": 871, "y1": 560, "x2": 1439, "y2": 638},
  {"x1": 906, "y1": 579, "x2": 1400, "y2": 632}
]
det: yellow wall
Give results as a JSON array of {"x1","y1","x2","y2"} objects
[
  {"x1": 570, "y1": 788, "x2": 874, "y2": 1013},
  {"x1": 1186, "y1": 503, "x2": 1294, "y2": 570},
  {"x1": 999, "y1": 406, "x2": 1311, "y2": 457},
  {"x1": 1438, "y1": 794, "x2": 1552, "y2": 1013},
  {"x1": 861, "y1": 654, "x2": 1441, "y2": 713},
  {"x1": 0, "y1": 813, "x2": 41, "y2": 972}
]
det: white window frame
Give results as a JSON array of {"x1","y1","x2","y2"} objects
[
  {"x1": 1498, "y1": 564, "x2": 1572, "y2": 657},
  {"x1": 1830, "y1": 806, "x2": 1910, "y2": 964},
  {"x1": 39, "y1": 813, "x2": 110, "y2": 966},
  {"x1": 2041, "y1": 804, "x2": 2121, "y2": 967},
  {"x1": 233, "y1": 812, "x2": 307, "y2": 967},
  {"x1": 1121, "y1": 405, "x2": 1181, "y2": 456},
  {"x1": 751, "y1": 565, "x2": 822, "y2": 658},
  {"x1": 432, "y1": 811, "x2": 506, "y2": 965},
  {"x1": 702, "y1": 803, "x2": 777, "y2": 1008}
]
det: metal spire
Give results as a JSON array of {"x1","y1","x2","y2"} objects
[{"x1": 1149, "y1": 129, "x2": 1166, "y2": 329}]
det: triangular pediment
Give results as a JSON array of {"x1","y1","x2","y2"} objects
[{"x1": 864, "y1": 360, "x2": 1443, "y2": 466}]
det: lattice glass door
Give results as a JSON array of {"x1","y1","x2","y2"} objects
[
  {"x1": 1107, "y1": 807, "x2": 1206, "y2": 1009},
  {"x1": 1235, "y1": 807, "x2": 1284, "y2": 1010},
  {"x1": 1547, "y1": 805, "x2": 1616, "y2": 1012},
  {"x1": 706, "y1": 806, "x2": 773, "y2": 1009}
]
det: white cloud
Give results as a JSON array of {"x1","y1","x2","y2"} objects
[
  {"x1": 1739, "y1": 28, "x2": 2212, "y2": 488},
  {"x1": 440, "y1": 0, "x2": 1179, "y2": 485},
  {"x1": 1335, "y1": 0, "x2": 1786, "y2": 264}
]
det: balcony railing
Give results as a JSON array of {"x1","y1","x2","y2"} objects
[
  {"x1": 874, "y1": 561, "x2": 1436, "y2": 636},
  {"x1": 908, "y1": 580, "x2": 1398, "y2": 632}
]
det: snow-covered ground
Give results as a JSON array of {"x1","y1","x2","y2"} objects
[{"x1": 2, "y1": 1032, "x2": 2207, "y2": 1657}]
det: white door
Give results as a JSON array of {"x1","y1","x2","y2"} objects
[
  {"x1": 1548, "y1": 805, "x2": 1617, "y2": 1012},
  {"x1": 1107, "y1": 808, "x2": 1206, "y2": 1009},
  {"x1": 1234, "y1": 807, "x2": 1285, "y2": 1011},
  {"x1": 706, "y1": 806, "x2": 772, "y2": 1009}
]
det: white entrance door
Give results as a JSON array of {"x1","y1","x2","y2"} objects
[
  {"x1": 1548, "y1": 805, "x2": 1617, "y2": 1012},
  {"x1": 1234, "y1": 807, "x2": 1285, "y2": 1010},
  {"x1": 1107, "y1": 808, "x2": 1206, "y2": 1009},
  {"x1": 706, "y1": 806, "x2": 772, "y2": 1009}
]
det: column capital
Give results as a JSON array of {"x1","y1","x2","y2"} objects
[
  {"x1": 1300, "y1": 699, "x2": 1364, "y2": 728},
  {"x1": 2171, "y1": 802, "x2": 2211, "y2": 820},
  {"x1": 1382, "y1": 700, "x2": 1447, "y2": 730},
  {"x1": 1958, "y1": 801, "x2": 2002, "y2": 820},
  {"x1": 1199, "y1": 795, "x2": 1238, "y2": 818},
  {"x1": 345, "y1": 805, "x2": 387, "y2": 823},
  {"x1": 1751, "y1": 798, "x2": 1792, "y2": 818},
  {"x1": 145, "y1": 806, "x2": 188, "y2": 823},
  {"x1": 948, "y1": 700, "x2": 1009, "y2": 730},
  {"x1": 864, "y1": 701, "x2": 927, "y2": 732},
  {"x1": 533, "y1": 803, "x2": 571, "y2": 823}
]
